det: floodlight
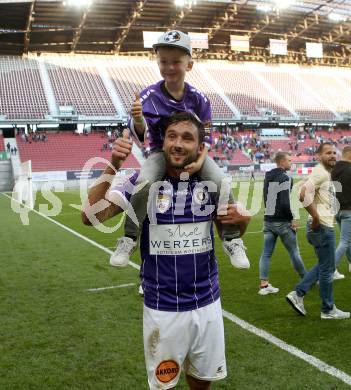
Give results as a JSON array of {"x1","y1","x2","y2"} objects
[
  {"x1": 63, "y1": 0, "x2": 92, "y2": 7},
  {"x1": 328, "y1": 13, "x2": 347, "y2": 22},
  {"x1": 256, "y1": 4, "x2": 273, "y2": 13},
  {"x1": 174, "y1": 0, "x2": 197, "y2": 7},
  {"x1": 273, "y1": 0, "x2": 295, "y2": 9}
]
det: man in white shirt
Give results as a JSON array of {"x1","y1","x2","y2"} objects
[{"x1": 286, "y1": 143, "x2": 350, "y2": 320}]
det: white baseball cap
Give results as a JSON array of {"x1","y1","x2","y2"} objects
[{"x1": 153, "y1": 30, "x2": 192, "y2": 56}]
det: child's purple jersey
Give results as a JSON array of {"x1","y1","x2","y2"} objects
[
  {"x1": 111, "y1": 171, "x2": 220, "y2": 312},
  {"x1": 129, "y1": 80, "x2": 212, "y2": 151}
]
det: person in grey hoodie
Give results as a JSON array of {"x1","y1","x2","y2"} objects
[
  {"x1": 258, "y1": 152, "x2": 306, "y2": 295},
  {"x1": 331, "y1": 145, "x2": 351, "y2": 279}
]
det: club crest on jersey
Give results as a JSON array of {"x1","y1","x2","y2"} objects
[
  {"x1": 193, "y1": 186, "x2": 209, "y2": 205},
  {"x1": 156, "y1": 194, "x2": 171, "y2": 213},
  {"x1": 164, "y1": 31, "x2": 181, "y2": 43}
]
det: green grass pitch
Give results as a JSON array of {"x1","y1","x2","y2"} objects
[{"x1": 1, "y1": 183, "x2": 351, "y2": 389}]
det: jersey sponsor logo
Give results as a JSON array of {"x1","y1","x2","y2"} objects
[
  {"x1": 149, "y1": 221, "x2": 212, "y2": 255},
  {"x1": 193, "y1": 186, "x2": 209, "y2": 205},
  {"x1": 155, "y1": 360, "x2": 180, "y2": 383},
  {"x1": 156, "y1": 194, "x2": 171, "y2": 213}
]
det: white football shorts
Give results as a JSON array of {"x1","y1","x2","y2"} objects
[{"x1": 143, "y1": 299, "x2": 227, "y2": 390}]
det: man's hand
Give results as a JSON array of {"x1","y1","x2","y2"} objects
[
  {"x1": 311, "y1": 216, "x2": 321, "y2": 231},
  {"x1": 216, "y1": 203, "x2": 251, "y2": 238},
  {"x1": 131, "y1": 92, "x2": 143, "y2": 122},
  {"x1": 111, "y1": 129, "x2": 133, "y2": 169},
  {"x1": 217, "y1": 203, "x2": 250, "y2": 225},
  {"x1": 291, "y1": 220, "x2": 298, "y2": 231}
]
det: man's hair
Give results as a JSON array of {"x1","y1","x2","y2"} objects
[
  {"x1": 274, "y1": 151, "x2": 290, "y2": 164},
  {"x1": 162, "y1": 111, "x2": 205, "y2": 144},
  {"x1": 316, "y1": 142, "x2": 334, "y2": 154},
  {"x1": 342, "y1": 145, "x2": 351, "y2": 157}
]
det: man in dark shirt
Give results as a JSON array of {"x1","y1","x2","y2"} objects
[
  {"x1": 258, "y1": 152, "x2": 306, "y2": 295},
  {"x1": 331, "y1": 145, "x2": 351, "y2": 278}
]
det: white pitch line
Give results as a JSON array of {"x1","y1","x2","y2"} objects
[
  {"x1": 1, "y1": 193, "x2": 140, "y2": 270},
  {"x1": 87, "y1": 283, "x2": 136, "y2": 292},
  {"x1": 222, "y1": 310, "x2": 351, "y2": 386},
  {"x1": 2, "y1": 193, "x2": 351, "y2": 386}
]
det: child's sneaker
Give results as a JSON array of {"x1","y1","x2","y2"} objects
[
  {"x1": 222, "y1": 238, "x2": 250, "y2": 269},
  {"x1": 110, "y1": 237, "x2": 136, "y2": 267}
]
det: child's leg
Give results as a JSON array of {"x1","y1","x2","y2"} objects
[
  {"x1": 199, "y1": 156, "x2": 240, "y2": 241},
  {"x1": 124, "y1": 152, "x2": 166, "y2": 240}
]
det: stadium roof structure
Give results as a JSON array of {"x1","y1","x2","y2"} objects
[{"x1": 0, "y1": 0, "x2": 351, "y2": 65}]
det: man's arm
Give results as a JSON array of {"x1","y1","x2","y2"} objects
[
  {"x1": 279, "y1": 174, "x2": 294, "y2": 221},
  {"x1": 215, "y1": 203, "x2": 251, "y2": 239},
  {"x1": 299, "y1": 181, "x2": 320, "y2": 230},
  {"x1": 81, "y1": 130, "x2": 133, "y2": 225}
]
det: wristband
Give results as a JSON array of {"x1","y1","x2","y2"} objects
[{"x1": 133, "y1": 116, "x2": 145, "y2": 125}]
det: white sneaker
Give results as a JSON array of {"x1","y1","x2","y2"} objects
[
  {"x1": 321, "y1": 305, "x2": 350, "y2": 320},
  {"x1": 138, "y1": 284, "x2": 144, "y2": 296},
  {"x1": 222, "y1": 238, "x2": 250, "y2": 269},
  {"x1": 286, "y1": 291, "x2": 306, "y2": 316},
  {"x1": 333, "y1": 269, "x2": 345, "y2": 280},
  {"x1": 110, "y1": 237, "x2": 136, "y2": 267},
  {"x1": 349, "y1": 263, "x2": 351, "y2": 273},
  {"x1": 258, "y1": 284, "x2": 279, "y2": 296}
]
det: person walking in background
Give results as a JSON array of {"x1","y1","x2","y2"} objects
[
  {"x1": 331, "y1": 145, "x2": 351, "y2": 279},
  {"x1": 258, "y1": 152, "x2": 306, "y2": 295},
  {"x1": 286, "y1": 143, "x2": 350, "y2": 319}
]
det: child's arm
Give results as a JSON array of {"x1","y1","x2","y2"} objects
[
  {"x1": 184, "y1": 119, "x2": 212, "y2": 174},
  {"x1": 184, "y1": 145, "x2": 209, "y2": 175},
  {"x1": 131, "y1": 92, "x2": 146, "y2": 136}
]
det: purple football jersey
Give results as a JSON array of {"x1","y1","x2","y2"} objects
[
  {"x1": 128, "y1": 80, "x2": 212, "y2": 150},
  {"x1": 111, "y1": 172, "x2": 220, "y2": 312}
]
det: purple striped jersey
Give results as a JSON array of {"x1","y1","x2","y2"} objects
[
  {"x1": 111, "y1": 171, "x2": 220, "y2": 312},
  {"x1": 128, "y1": 80, "x2": 212, "y2": 151}
]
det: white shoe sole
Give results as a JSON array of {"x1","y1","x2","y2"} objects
[
  {"x1": 321, "y1": 313, "x2": 350, "y2": 320},
  {"x1": 258, "y1": 288, "x2": 279, "y2": 296},
  {"x1": 110, "y1": 257, "x2": 129, "y2": 267}
]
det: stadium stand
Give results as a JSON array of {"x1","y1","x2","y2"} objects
[
  {"x1": 2, "y1": 54, "x2": 351, "y2": 171},
  {"x1": 296, "y1": 71, "x2": 351, "y2": 115},
  {"x1": 0, "y1": 56, "x2": 49, "y2": 119},
  {"x1": 45, "y1": 56, "x2": 117, "y2": 117},
  {"x1": 16, "y1": 133, "x2": 140, "y2": 171},
  {"x1": 106, "y1": 59, "x2": 159, "y2": 113},
  {"x1": 1, "y1": 54, "x2": 351, "y2": 123},
  {"x1": 258, "y1": 69, "x2": 336, "y2": 120},
  {"x1": 185, "y1": 67, "x2": 235, "y2": 119},
  {"x1": 205, "y1": 66, "x2": 293, "y2": 118},
  {"x1": 0, "y1": 135, "x2": 5, "y2": 152}
]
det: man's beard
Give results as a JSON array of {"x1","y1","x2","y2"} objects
[{"x1": 165, "y1": 150, "x2": 196, "y2": 169}]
